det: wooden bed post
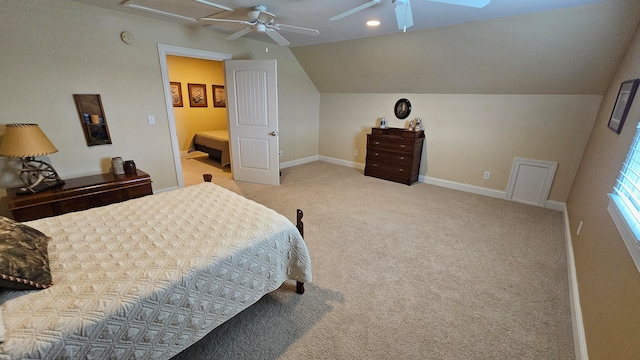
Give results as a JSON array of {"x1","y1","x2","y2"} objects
[
  {"x1": 296, "y1": 209, "x2": 304, "y2": 238},
  {"x1": 203, "y1": 174, "x2": 213, "y2": 182},
  {"x1": 296, "y1": 208, "x2": 305, "y2": 295}
]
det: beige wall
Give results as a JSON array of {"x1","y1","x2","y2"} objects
[
  {"x1": 166, "y1": 56, "x2": 227, "y2": 152},
  {"x1": 566, "y1": 21, "x2": 640, "y2": 360},
  {"x1": 0, "y1": 1, "x2": 319, "y2": 217},
  {"x1": 320, "y1": 93, "x2": 601, "y2": 202}
]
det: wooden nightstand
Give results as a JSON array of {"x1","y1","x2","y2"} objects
[{"x1": 7, "y1": 169, "x2": 153, "y2": 221}]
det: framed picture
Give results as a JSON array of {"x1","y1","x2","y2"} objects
[
  {"x1": 188, "y1": 83, "x2": 208, "y2": 107},
  {"x1": 213, "y1": 85, "x2": 226, "y2": 108},
  {"x1": 170, "y1": 82, "x2": 183, "y2": 107},
  {"x1": 608, "y1": 79, "x2": 639, "y2": 134},
  {"x1": 394, "y1": 98, "x2": 411, "y2": 119}
]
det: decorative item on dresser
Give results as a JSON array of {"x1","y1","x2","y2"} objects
[
  {"x1": 7, "y1": 169, "x2": 153, "y2": 221},
  {"x1": 365, "y1": 127, "x2": 425, "y2": 185}
]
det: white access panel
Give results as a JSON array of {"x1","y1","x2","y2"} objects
[{"x1": 506, "y1": 158, "x2": 558, "y2": 207}]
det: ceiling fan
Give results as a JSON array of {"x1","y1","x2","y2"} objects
[
  {"x1": 200, "y1": 5, "x2": 319, "y2": 46},
  {"x1": 330, "y1": 0, "x2": 490, "y2": 32}
]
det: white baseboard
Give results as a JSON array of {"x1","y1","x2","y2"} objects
[
  {"x1": 545, "y1": 200, "x2": 566, "y2": 212},
  {"x1": 419, "y1": 175, "x2": 566, "y2": 212},
  {"x1": 280, "y1": 155, "x2": 319, "y2": 169},
  {"x1": 420, "y1": 175, "x2": 506, "y2": 200},
  {"x1": 562, "y1": 205, "x2": 589, "y2": 360},
  {"x1": 318, "y1": 156, "x2": 365, "y2": 170}
]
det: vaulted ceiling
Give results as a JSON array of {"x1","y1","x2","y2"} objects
[
  {"x1": 72, "y1": 0, "x2": 619, "y2": 47},
  {"x1": 71, "y1": 0, "x2": 640, "y2": 95},
  {"x1": 291, "y1": 0, "x2": 640, "y2": 94}
]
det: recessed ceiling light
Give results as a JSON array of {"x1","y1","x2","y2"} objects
[{"x1": 367, "y1": 20, "x2": 380, "y2": 27}]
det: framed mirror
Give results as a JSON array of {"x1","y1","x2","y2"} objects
[{"x1": 73, "y1": 94, "x2": 112, "y2": 146}]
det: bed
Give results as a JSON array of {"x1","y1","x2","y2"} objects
[
  {"x1": 189, "y1": 130, "x2": 230, "y2": 167},
  {"x1": 0, "y1": 179, "x2": 311, "y2": 359}
]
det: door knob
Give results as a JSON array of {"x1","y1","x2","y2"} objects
[{"x1": 269, "y1": 131, "x2": 278, "y2": 136}]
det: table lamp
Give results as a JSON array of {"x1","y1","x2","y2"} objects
[{"x1": 0, "y1": 124, "x2": 65, "y2": 194}]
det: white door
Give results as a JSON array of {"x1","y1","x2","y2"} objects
[{"x1": 225, "y1": 59, "x2": 279, "y2": 186}]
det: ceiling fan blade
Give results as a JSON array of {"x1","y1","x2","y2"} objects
[
  {"x1": 427, "y1": 0, "x2": 490, "y2": 8},
  {"x1": 394, "y1": 0, "x2": 414, "y2": 31},
  {"x1": 266, "y1": 29, "x2": 290, "y2": 46},
  {"x1": 193, "y1": 0, "x2": 234, "y2": 12},
  {"x1": 125, "y1": 4, "x2": 197, "y2": 23},
  {"x1": 225, "y1": 27, "x2": 254, "y2": 40},
  {"x1": 274, "y1": 24, "x2": 319, "y2": 36},
  {"x1": 199, "y1": 17, "x2": 250, "y2": 25},
  {"x1": 330, "y1": 0, "x2": 383, "y2": 21}
]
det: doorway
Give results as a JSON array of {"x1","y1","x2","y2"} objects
[{"x1": 157, "y1": 44, "x2": 231, "y2": 188}]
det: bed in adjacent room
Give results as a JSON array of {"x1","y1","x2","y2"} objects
[
  {"x1": 0, "y1": 180, "x2": 311, "y2": 359},
  {"x1": 189, "y1": 130, "x2": 230, "y2": 166}
]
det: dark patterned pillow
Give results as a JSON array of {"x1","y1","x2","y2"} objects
[{"x1": 0, "y1": 216, "x2": 52, "y2": 290}]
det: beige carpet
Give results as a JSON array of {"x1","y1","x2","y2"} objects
[{"x1": 173, "y1": 154, "x2": 574, "y2": 359}]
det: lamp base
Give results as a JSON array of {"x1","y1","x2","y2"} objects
[
  {"x1": 17, "y1": 179, "x2": 65, "y2": 195},
  {"x1": 16, "y1": 157, "x2": 65, "y2": 194}
]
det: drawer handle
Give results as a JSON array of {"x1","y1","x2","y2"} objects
[
  {"x1": 374, "y1": 141, "x2": 380, "y2": 145},
  {"x1": 373, "y1": 164, "x2": 378, "y2": 167},
  {"x1": 399, "y1": 156, "x2": 404, "y2": 160},
  {"x1": 374, "y1": 152, "x2": 379, "y2": 156},
  {"x1": 397, "y1": 169, "x2": 403, "y2": 172},
  {"x1": 400, "y1": 144, "x2": 405, "y2": 148}
]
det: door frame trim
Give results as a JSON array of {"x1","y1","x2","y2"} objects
[{"x1": 157, "y1": 44, "x2": 231, "y2": 188}]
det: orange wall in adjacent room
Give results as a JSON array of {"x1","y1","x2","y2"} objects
[{"x1": 167, "y1": 56, "x2": 227, "y2": 152}]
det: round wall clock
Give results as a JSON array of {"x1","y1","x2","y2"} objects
[{"x1": 394, "y1": 98, "x2": 411, "y2": 119}]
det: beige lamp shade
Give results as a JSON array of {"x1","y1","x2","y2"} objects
[{"x1": 0, "y1": 124, "x2": 58, "y2": 157}]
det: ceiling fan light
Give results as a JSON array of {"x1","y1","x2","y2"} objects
[{"x1": 248, "y1": 10, "x2": 260, "y2": 21}]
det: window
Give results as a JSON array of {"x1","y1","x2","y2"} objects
[{"x1": 609, "y1": 122, "x2": 640, "y2": 272}]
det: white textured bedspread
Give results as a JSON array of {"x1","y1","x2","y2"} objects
[{"x1": 0, "y1": 182, "x2": 311, "y2": 359}]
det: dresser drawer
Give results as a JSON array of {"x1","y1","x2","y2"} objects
[
  {"x1": 365, "y1": 160, "x2": 412, "y2": 177},
  {"x1": 365, "y1": 161, "x2": 417, "y2": 185},
  {"x1": 366, "y1": 149, "x2": 414, "y2": 166},
  {"x1": 367, "y1": 135, "x2": 415, "y2": 155}
]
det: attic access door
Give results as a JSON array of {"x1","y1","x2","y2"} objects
[
  {"x1": 225, "y1": 59, "x2": 280, "y2": 186},
  {"x1": 506, "y1": 158, "x2": 557, "y2": 207}
]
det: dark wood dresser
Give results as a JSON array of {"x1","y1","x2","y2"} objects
[
  {"x1": 365, "y1": 127, "x2": 425, "y2": 185},
  {"x1": 7, "y1": 170, "x2": 153, "y2": 221}
]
